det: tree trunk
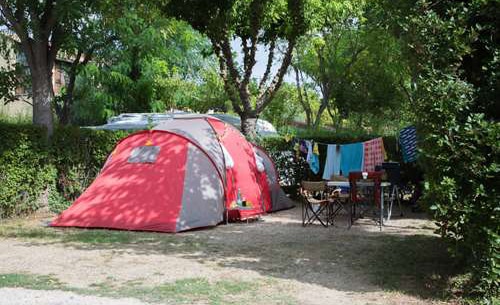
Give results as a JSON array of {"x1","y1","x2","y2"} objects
[
  {"x1": 313, "y1": 99, "x2": 328, "y2": 129},
  {"x1": 293, "y1": 65, "x2": 313, "y2": 127},
  {"x1": 241, "y1": 117, "x2": 258, "y2": 139},
  {"x1": 31, "y1": 68, "x2": 54, "y2": 136},
  {"x1": 240, "y1": 112, "x2": 258, "y2": 139},
  {"x1": 326, "y1": 104, "x2": 337, "y2": 127}
]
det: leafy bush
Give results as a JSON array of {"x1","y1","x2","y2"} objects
[
  {"x1": 385, "y1": 0, "x2": 500, "y2": 300},
  {"x1": 0, "y1": 123, "x2": 56, "y2": 217},
  {"x1": 416, "y1": 72, "x2": 500, "y2": 300}
]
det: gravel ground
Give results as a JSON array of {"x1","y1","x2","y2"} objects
[{"x1": 0, "y1": 205, "x2": 456, "y2": 305}]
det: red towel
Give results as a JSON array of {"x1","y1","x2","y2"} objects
[{"x1": 363, "y1": 137, "x2": 385, "y2": 172}]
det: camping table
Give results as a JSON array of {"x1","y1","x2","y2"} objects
[
  {"x1": 326, "y1": 180, "x2": 391, "y2": 230},
  {"x1": 225, "y1": 206, "x2": 256, "y2": 224}
]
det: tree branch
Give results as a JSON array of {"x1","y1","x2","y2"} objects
[
  {"x1": 41, "y1": 0, "x2": 57, "y2": 33},
  {"x1": 0, "y1": 1, "x2": 34, "y2": 67},
  {"x1": 293, "y1": 64, "x2": 312, "y2": 126},
  {"x1": 211, "y1": 39, "x2": 242, "y2": 115},
  {"x1": 47, "y1": 25, "x2": 62, "y2": 71},
  {"x1": 219, "y1": 35, "x2": 241, "y2": 88},
  {"x1": 0, "y1": 1, "x2": 24, "y2": 38},
  {"x1": 27, "y1": 2, "x2": 41, "y2": 39},
  {"x1": 342, "y1": 46, "x2": 365, "y2": 78},
  {"x1": 257, "y1": 39, "x2": 275, "y2": 93},
  {"x1": 241, "y1": 0, "x2": 264, "y2": 89},
  {"x1": 256, "y1": 37, "x2": 296, "y2": 112},
  {"x1": 299, "y1": 68, "x2": 312, "y2": 114},
  {"x1": 220, "y1": 35, "x2": 254, "y2": 111}
]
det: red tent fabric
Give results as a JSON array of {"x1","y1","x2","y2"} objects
[
  {"x1": 51, "y1": 116, "x2": 293, "y2": 232},
  {"x1": 207, "y1": 117, "x2": 270, "y2": 219}
]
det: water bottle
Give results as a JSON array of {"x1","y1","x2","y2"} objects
[{"x1": 237, "y1": 188, "x2": 243, "y2": 206}]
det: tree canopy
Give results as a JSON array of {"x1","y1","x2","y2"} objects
[{"x1": 164, "y1": 0, "x2": 307, "y2": 137}]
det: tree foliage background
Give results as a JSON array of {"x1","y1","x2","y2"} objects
[
  {"x1": 376, "y1": 0, "x2": 499, "y2": 300},
  {"x1": 0, "y1": 0, "x2": 498, "y2": 301}
]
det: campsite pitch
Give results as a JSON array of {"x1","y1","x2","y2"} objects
[{"x1": 0, "y1": 206, "x2": 459, "y2": 305}]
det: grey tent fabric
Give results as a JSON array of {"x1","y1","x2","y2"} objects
[
  {"x1": 156, "y1": 118, "x2": 294, "y2": 214},
  {"x1": 154, "y1": 118, "x2": 226, "y2": 182},
  {"x1": 127, "y1": 146, "x2": 161, "y2": 163},
  {"x1": 176, "y1": 143, "x2": 224, "y2": 231},
  {"x1": 254, "y1": 146, "x2": 295, "y2": 212}
]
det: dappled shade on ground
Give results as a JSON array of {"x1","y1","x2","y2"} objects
[{"x1": 0, "y1": 205, "x2": 460, "y2": 304}]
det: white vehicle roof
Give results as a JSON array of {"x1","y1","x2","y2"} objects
[{"x1": 86, "y1": 112, "x2": 278, "y2": 136}]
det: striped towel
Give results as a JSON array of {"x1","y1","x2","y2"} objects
[
  {"x1": 400, "y1": 126, "x2": 417, "y2": 163},
  {"x1": 363, "y1": 137, "x2": 385, "y2": 172}
]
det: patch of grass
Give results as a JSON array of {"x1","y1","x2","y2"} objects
[
  {"x1": 0, "y1": 222, "x2": 134, "y2": 244},
  {"x1": 0, "y1": 273, "x2": 294, "y2": 305},
  {"x1": 0, "y1": 219, "x2": 212, "y2": 257},
  {"x1": 121, "y1": 277, "x2": 295, "y2": 305},
  {"x1": 146, "y1": 278, "x2": 249, "y2": 303},
  {"x1": 0, "y1": 221, "x2": 155, "y2": 245},
  {"x1": 62, "y1": 230, "x2": 135, "y2": 244},
  {"x1": 0, "y1": 273, "x2": 64, "y2": 290}
]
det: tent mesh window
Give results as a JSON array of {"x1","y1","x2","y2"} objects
[{"x1": 128, "y1": 146, "x2": 161, "y2": 163}]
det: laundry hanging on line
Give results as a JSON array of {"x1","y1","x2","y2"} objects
[
  {"x1": 340, "y1": 142, "x2": 364, "y2": 177},
  {"x1": 363, "y1": 137, "x2": 385, "y2": 172},
  {"x1": 306, "y1": 140, "x2": 320, "y2": 174},
  {"x1": 293, "y1": 137, "x2": 387, "y2": 177},
  {"x1": 322, "y1": 144, "x2": 341, "y2": 180},
  {"x1": 399, "y1": 126, "x2": 417, "y2": 163}
]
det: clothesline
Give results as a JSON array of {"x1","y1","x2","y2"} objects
[
  {"x1": 293, "y1": 137, "x2": 386, "y2": 178},
  {"x1": 292, "y1": 137, "x2": 382, "y2": 146},
  {"x1": 290, "y1": 125, "x2": 417, "y2": 167}
]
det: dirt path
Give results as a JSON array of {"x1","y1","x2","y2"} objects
[
  {"x1": 0, "y1": 206, "x2": 456, "y2": 305},
  {"x1": 0, "y1": 288, "x2": 161, "y2": 305}
]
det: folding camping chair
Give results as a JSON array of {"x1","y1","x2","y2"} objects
[
  {"x1": 328, "y1": 175, "x2": 352, "y2": 228},
  {"x1": 329, "y1": 188, "x2": 352, "y2": 228},
  {"x1": 300, "y1": 181, "x2": 332, "y2": 227}
]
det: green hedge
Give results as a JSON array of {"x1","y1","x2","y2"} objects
[
  {"x1": 0, "y1": 123, "x2": 129, "y2": 216},
  {"x1": 0, "y1": 123, "x2": 56, "y2": 217}
]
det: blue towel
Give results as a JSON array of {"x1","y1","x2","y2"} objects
[
  {"x1": 340, "y1": 143, "x2": 364, "y2": 177},
  {"x1": 306, "y1": 141, "x2": 320, "y2": 174},
  {"x1": 322, "y1": 144, "x2": 341, "y2": 180},
  {"x1": 399, "y1": 126, "x2": 417, "y2": 163}
]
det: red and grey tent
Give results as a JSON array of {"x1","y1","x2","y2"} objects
[{"x1": 50, "y1": 116, "x2": 294, "y2": 232}]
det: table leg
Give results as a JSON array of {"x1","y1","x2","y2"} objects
[{"x1": 380, "y1": 185, "x2": 384, "y2": 231}]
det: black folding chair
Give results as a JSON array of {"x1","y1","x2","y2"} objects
[
  {"x1": 300, "y1": 181, "x2": 331, "y2": 227},
  {"x1": 329, "y1": 188, "x2": 352, "y2": 228}
]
